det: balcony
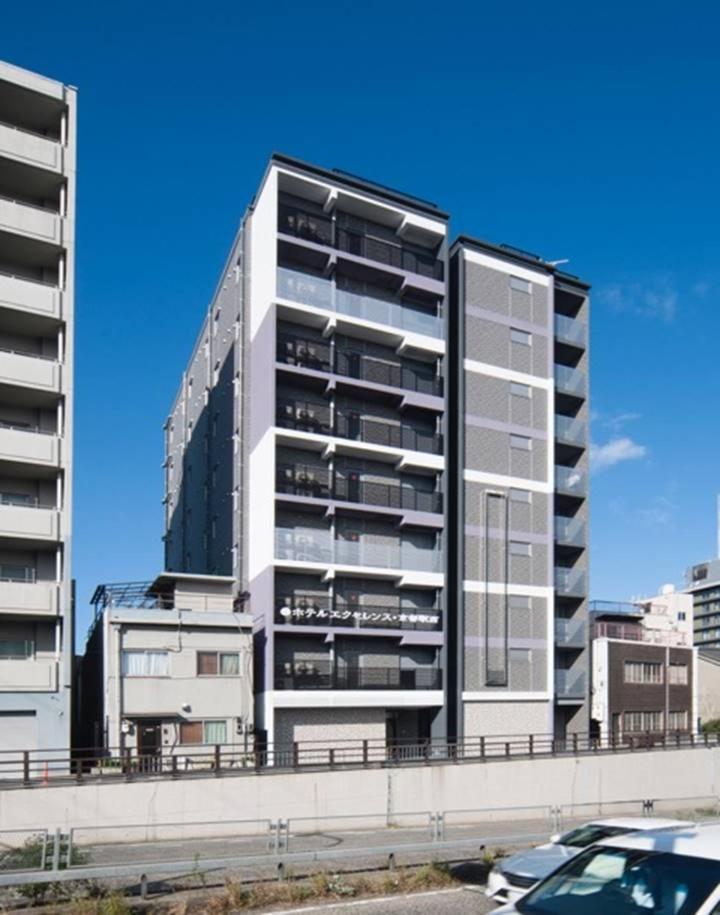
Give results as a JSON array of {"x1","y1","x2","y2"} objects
[
  {"x1": 555, "y1": 618, "x2": 587, "y2": 648},
  {"x1": 274, "y1": 661, "x2": 442, "y2": 690},
  {"x1": 554, "y1": 516, "x2": 586, "y2": 549},
  {"x1": 0, "y1": 348, "x2": 59, "y2": 394},
  {"x1": 277, "y1": 332, "x2": 332, "y2": 373},
  {"x1": 0, "y1": 271, "x2": 60, "y2": 320},
  {"x1": 0, "y1": 500, "x2": 58, "y2": 541},
  {"x1": 555, "y1": 415, "x2": 586, "y2": 449},
  {"x1": 555, "y1": 567, "x2": 587, "y2": 598},
  {"x1": 0, "y1": 121, "x2": 62, "y2": 172},
  {"x1": 274, "y1": 529, "x2": 443, "y2": 573},
  {"x1": 276, "y1": 398, "x2": 332, "y2": 436},
  {"x1": 276, "y1": 462, "x2": 331, "y2": 500},
  {"x1": 335, "y1": 411, "x2": 441, "y2": 455},
  {"x1": 555, "y1": 465, "x2": 587, "y2": 499},
  {"x1": 591, "y1": 621, "x2": 690, "y2": 647},
  {"x1": 275, "y1": 594, "x2": 441, "y2": 631},
  {"x1": 555, "y1": 670, "x2": 586, "y2": 700},
  {"x1": 333, "y1": 477, "x2": 442, "y2": 513},
  {"x1": 336, "y1": 226, "x2": 443, "y2": 281},
  {"x1": 554, "y1": 314, "x2": 587, "y2": 349},
  {"x1": 0, "y1": 658, "x2": 57, "y2": 691},
  {"x1": 0, "y1": 422, "x2": 60, "y2": 467},
  {"x1": 277, "y1": 267, "x2": 443, "y2": 339},
  {"x1": 0, "y1": 196, "x2": 61, "y2": 245},
  {"x1": 554, "y1": 364, "x2": 586, "y2": 399},
  {"x1": 0, "y1": 578, "x2": 59, "y2": 616}
]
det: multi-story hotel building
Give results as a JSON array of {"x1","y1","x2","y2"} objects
[
  {"x1": 165, "y1": 154, "x2": 591, "y2": 746},
  {"x1": 0, "y1": 61, "x2": 76, "y2": 755}
]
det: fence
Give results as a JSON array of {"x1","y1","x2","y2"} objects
[{"x1": 0, "y1": 729, "x2": 716, "y2": 789}]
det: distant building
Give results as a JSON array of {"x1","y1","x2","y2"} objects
[
  {"x1": 590, "y1": 587, "x2": 697, "y2": 741},
  {"x1": 77, "y1": 573, "x2": 253, "y2": 765},
  {"x1": 685, "y1": 558, "x2": 720, "y2": 648},
  {"x1": 0, "y1": 61, "x2": 77, "y2": 758},
  {"x1": 697, "y1": 649, "x2": 720, "y2": 726}
]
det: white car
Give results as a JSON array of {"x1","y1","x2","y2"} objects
[
  {"x1": 486, "y1": 817, "x2": 691, "y2": 905},
  {"x1": 494, "y1": 821, "x2": 720, "y2": 914}
]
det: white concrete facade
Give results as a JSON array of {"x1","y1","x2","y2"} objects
[{"x1": 0, "y1": 60, "x2": 76, "y2": 757}]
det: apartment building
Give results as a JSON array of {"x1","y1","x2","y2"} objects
[
  {"x1": 448, "y1": 241, "x2": 590, "y2": 740},
  {"x1": 77, "y1": 573, "x2": 253, "y2": 762},
  {"x1": 165, "y1": 154, "x2": 592, "y2": 747},
  {"x1": 0, "y1": 62, "x2": 76, "y2": 756},
  {"x1": 590, "y1": 588, "x2": 696, "y2": 741},
  {"x1": 685, "y1": 558, "x2": 720, "y2": 647}
]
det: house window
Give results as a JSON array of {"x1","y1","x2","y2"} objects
[
  {"x1": 197, "y1": 651, "x2": 241, "y2": 676},
  {"x1": 510, "y1": 276, "x2": 531, "y2": 294},
  {"x1": 668, "y1": 663, "x2": 688, "y2": 685},
  {"x1": 0, "y1": 640, "x2": 32, "y2": 659},
  {"x1": 624, "y1": 710, "x2": 664, "y2": 732},
  {"x1": 510, "y1": 328, "x2": 532, "y2": 346},
  {"x1": 624, "y1": 661, "x2": 663, "y2": 685},
  {"x1": 121, "y1": 651, "x2": 169, "y2": 677},
  {"x1": 509, "y1": 540, "x2": 532, "y2": 557},
  {"x1": 510, "y1": 488, "x2": 532, "y2": 504},
  {"x1": 510, "y1": 382, "x2": 531, "y2": 399},
  {"x1": 510, "y1": 434, "x2": 532, "y2": 451},
  {"x1": 668, "y1": 710, "x2": 688, "y2": 731},
  {"x1": 179, "y1": 720, "x2": 228, "y2": 745}
]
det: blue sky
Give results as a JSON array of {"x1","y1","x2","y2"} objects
[{"x1": 2, "y1": 1, "x2": 720, "y2": 643}]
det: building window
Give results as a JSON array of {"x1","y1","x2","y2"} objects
[
  {"x1": 510, "y1": 276, "x2": 531, "y2": 294},
  {"x1": 509, "y1": 488, "x2": 532, "y2": 503},
  {"x1": 510, "y1": 434, "x2": 532, "y2": 451},
  {"x1": 510, "y1": 382, "x2": 531, "y2": 399},
  {"x1": 121, "y1": 651, "x2": 169, "y2": 677},
  {"x1": 624, "y1": 711, "x2": 664, "y2": 732},
  {"x1": 624, "y1": 660, "x2": 663, "y2": 685},
  {"x1": 509, "y1": 541, "x2": 532, "y2": 557},
  {"x1": 678, "y1": 612, "x2": 686, "y2": 621},
  {"x1": 0, "y1": 640, "x2": 33, "y2": 659},
  {"x1": 668, "y1": 710, "x2": 688, "y2": 731},
  {"x1": 197, "y1": 651, "x2": 241, "y2": 676},
  {"x1": 180, "y1": 719, "x2": 228, "y2": 745},
  {"x1": 510, "y1": 328, "x2": 532, "y2": 346},
  {"x1": 668, "y1": 663, "x2": 688, "y2": 685}
]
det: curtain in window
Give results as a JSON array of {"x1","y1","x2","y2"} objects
[
  {"x1": 203, "y1": 720, "x2": 227, "y2": 744},
  {"x1": 121, "y1": 651, "x2": 169, "y2": 676},
  {"x1": 220, "y1": 653, "x2": 240, "y2": 675}
]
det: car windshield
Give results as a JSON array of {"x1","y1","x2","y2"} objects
[
  {"x1": 558, "y1": 824, "x2": 632, "y2": 848},
  {"x1": 516, "y1": 846, "x2": 720, "y2": 914}
]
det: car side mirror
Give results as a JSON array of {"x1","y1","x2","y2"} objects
[{"x1": 550, "y1": 833, "x2": 561, "y2": 844}]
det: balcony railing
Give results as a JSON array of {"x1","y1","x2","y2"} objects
[
  {"x1": 555, "y1": 415, "x2": 586, "y2": 448},
  {"x1": 591, "y1": 621, "x2": 690, "y2": 647},
  {"x1": 276, "y1": 399, "x2": 332, "y2": 435},
  {"x1": 0, "y1": 566, "x2": 37, "y2": 583},
  {"x1": 555, "y1": 314, "x2": 587, "y2": 349},
  {"x1": 555, "y1": 618, "x2": 587, "y2": 647},
  {"x1": 275, "y1": 595, "x2": 441, "y2": 631},
  {"x1": 554, "y1": 516, "x2": 586, "y2": 548},
  {"x1": 555, "y1": 567, "x2": 587, "y2": 598},
  {"x1": 275, "y1": 529, "x2": 442, "y2": 573},
  {"x1": 554, "y1": 365, "x2": 586, "y2": 399},
  {"x1": 555, "y1": 465, "x2": 587, "y2": 498},
  {"x1": 278, "y1": 201, "x2": 333, "y2": 246},
  {"x1": 276, "y1": 464, "x2": 331, "y2": 499},
  {"x1": 335, "y1": 411, "x2": 441, "y2": 455},
  {"x1": 274, "y1": 662, "x2": 442, "y2": 690},
  {"x1": 589, "y1": 600, "x2": 642, "y2": 617},
  {"x1": 334, "y1": 478, "x2": 442, "y2": 513},
  {"x1": 555, "y1": 670, "x2": 586, "y2": 699},
  {"x1": 277, "y1": 267, "x2": 443, "y2": 339},
  {"x1": 277, "y1": 333, "x2": 332, "y2": 372}
]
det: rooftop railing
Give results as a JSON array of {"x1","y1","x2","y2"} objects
[{"x1": 591, "y1": 621, "x2": 690, "y2": 647}]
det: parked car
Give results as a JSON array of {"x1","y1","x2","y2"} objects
[
  {"x1": 486, "y1": 817, "x2": 691, "y2": 905},
  {"x1": 494, "y1": 821, "x2": 720, "y2": 914}
]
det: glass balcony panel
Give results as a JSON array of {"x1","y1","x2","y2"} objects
[
  {"x1": 555, "y1": 567, "x2": 587, "y2": 597},
  {"x1": 555, "y1": 415, "x2": 586, "y2": 447},
  {"x1": 555, "y1": 465, "x2": 586, "y2": 497},
  {"x1": 554, "y1": 618, "x2": 587, "y2": 647},
  {"x1": 554, "y1": 516, "x2": 586, "y2": 548},
  {"x1": 555, "y1": 669, "x2": 586, "y2": 697},
  {"x1": 555, "y1": 314, "x2": 587, "y2": 348},
  {"x1": 274, "y1": 529, "x2": 441, "y2": 573},
  {"x1": 554, "y1": 364, "x2": 587, "y2": 398}
]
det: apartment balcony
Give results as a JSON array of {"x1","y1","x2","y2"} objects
[
  {"x1": 554, "y1": 516, "x2": 586, "y2": 550},
  {"x1": 555, "y1": 465, "x2": 587, "y2": 499},
  {"x1": 554, "y1": 314, "x2": 587, "y2": 350},
  {"x1": 333, "y1": 478, "x2": 442, "y2": 514},
  {"x1": 0, "y1": 422, "x2": 60, "y2": 468},
  {"x1": 0, "y1": 658, "x2": 57, "y2": 691},
  {"x1": 0, "y1": 578, "x2": 59, "y2": 616},
  {"x1": 555, "y1": 618, "x2": 587, "y2": 648},
  {"x1": 275, "y1": 593, "x2": 442, "y2": 631},
  {"x1": 274, "y1": 529, "x2": 442, "y2": 573},
  {"x1": 335, "y1": 411, "x2": 441, "y2": 455},
  {"x1": 277, "y1": 267, "x2": 443, "y2": 339},
  {"x1": 0, "y1": 270, "x2": 60, "y2": 320},
  {"x1": 0, "y1": 348, "x2": 60, "y2": 394},
  {"x1": 554, "y1": 364, "x2": 586, "y2": 400},
  {"x1": 276, "y1": 462, "x2": 331, "y2": 500},
  {"x1": 0, "y1": 196, "x2": 61, "y2": 246},
  {"x1": 555, "y1": 567, "x2": 587, "y2": 599},
  {"x1": 277, "y1": 332, "x2": 332, "y2": 373},
  {"x1": 0, "y1": 500, "x2": 58, "y2": 542},
  {"x1": 555, "y1": 415, "x2": 586, "y2": 450},
  {"x1": 276, "y1": 398, "x2": 332, "y2": 436},
  {"x1": 0, "y1": 121, "x2": 62, "y2": 173},
  {"x1": 274, "y1": 661, "x2": 442, "y2": 691},
  {"x1": 555, "y1": 670, "x2": 586, "y2": 700}
]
